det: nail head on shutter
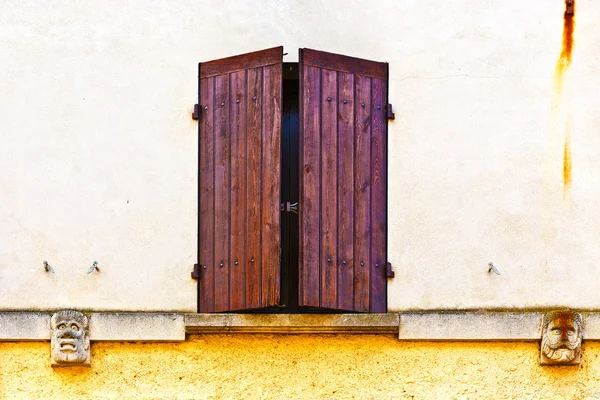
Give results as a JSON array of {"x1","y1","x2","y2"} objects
[
  {"x1": 221, "y1": 102, "x2": 224, "y2": 106},
  {"x1": 220, "y1": 263, "x2": 224, "y2": 267},
  {"x1": 235, "y1": 261, "x2": 238, "y2": 265},
  {"x1": 343, "y1": 100, "x2": 347, "y2": 104},
  {"x1": 236, "y1": 99, "x2": 240, "y2": 103},
  {"x1": 360, "y1": 261, "x2": 364, "y2": 266},
  {"x1": 327, "y1": 97, "x2": 332, "y2": 102},
  {"x1": 204, "y1": 105, "x2": 208, "y2": 110},
  {"x1": 253, "y1": 96, "x2": 257, "y2": 100}
]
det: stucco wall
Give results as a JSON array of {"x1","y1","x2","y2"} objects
[
  {"x1": 1, "y1": 0, "x2": 600, "y2": 311},
  {"x1": 2, "y1": 335, "x2": 600, "y2": 399}
]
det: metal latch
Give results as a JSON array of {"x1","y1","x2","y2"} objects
[
  {"x1": 280, "y1": 202, "x2": 299, "y2": 214},
  {"x1": 385, "y1": 262, "x2": 395, "y2": 278}
]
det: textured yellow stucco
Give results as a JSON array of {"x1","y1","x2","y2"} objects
[{"x1": 2, "y1": 336, "x2": 600, "y2": 399}]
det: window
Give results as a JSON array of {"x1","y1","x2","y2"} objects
[{"x1": 196, "y1": 47, "x2": 389, "y2": 313}]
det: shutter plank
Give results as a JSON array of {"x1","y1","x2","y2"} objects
[
  {"x1": 260, "y1": 64, "x2": 282, "y2": 307},
  {"x1": 199, "y1": 76, "x2": 215, "y2": 313},
  {"x1": 199, "y1": 47, "x2": 283, "y2": 312},
  {"x1": 214, "y1": 74, "x2": 231, "y2": 312},
  {"x1": 229, "y1": 70, "x2": 247, "y2": 311},
  {"x1": 245, "y1": 68, "x2": 263, "y2": 309},
  {"x1": 300, "y1": 48, "x2": 388, "y2": 313},
  {"x1": 354, "y1": 75, "x2": 372, "y2": 312},
  {"x1": 300, "y1": 65, "x2": 321, "y2": 307},
  {"x1": 320, "y1": 69, "x2": 338, "y2": 309},
  {"x1": 370, "y1": 78, "x2": 387, "y2": 313},
  {"x1": 336, "y1": 72, "x2": 355, "y2": 311}
]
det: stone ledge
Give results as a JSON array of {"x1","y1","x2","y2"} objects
[
  {"x1": 398, "y1": 312, "x2": 543, "y2": 341},
  {"x1": 0, "y1": 312, "x2": 51, "y2": 341},
  {"x1": 4, "y1": 311, "x2": 600, "y2": 340},
  {"x1": 90, "y1": 313, "x2": 185, "y2": 341},
  {"x1": 184, "y1": 313, "x2": 399, "y2": 334},
  {"x1": 0, "y1": 312, "x2": 185, "y2": 341}
]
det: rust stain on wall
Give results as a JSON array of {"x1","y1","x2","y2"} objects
[
  {"x1": 553, "y1": 0, "x2": 576, "y2": 197},
  {"x1": 563, "y1": 123, "x2": 572, "y2": 195},
  {"x1": 555, "y1": 0, "x2": 576, "y2": 78}
]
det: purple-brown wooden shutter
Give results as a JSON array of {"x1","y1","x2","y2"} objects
[
  {"x1": 198, "y1": 47, "x2": 282, "y2": 312},
  {"x1": 299, "y1": 48, "x2": 388, "y2": 312}
]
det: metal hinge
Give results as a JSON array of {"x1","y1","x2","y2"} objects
[
  {"x1": 385, "y1": 262, "x2": 395, "y2": 278},
  {"x1": 386, "y1": 104, "x2": 395, "y2": 120},
  {"x1": 191, "y1": 263, "x2": 200, "y2": 280},
  {"x1": 192, "y1": 104, "x2": 200, "y2": 120}
]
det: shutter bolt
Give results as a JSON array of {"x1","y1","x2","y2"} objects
[
  {"x1": 253, "y1": 96, "x2": 257, "y2": 100},
  {"x1": 342, "y1": 260, "x2": 347, "y2": 266},
  {"x1": 361, "y1": 103, "x2": 365, "y2": 108},
  {"x1": 236, "y1": 99, "x2": 240, "y2": 103},
  {"x1": 221, "y1": 102, "x2": 224, "y2": 106},
  {"x1": 235, "y1": 261, "x2": 239, "y2": 265},
  {"x1": 251, "y1": 258, "x2": 254, "y2": 263},
  {"x1": 203, "y1": 265, "x2": 207, "y2": 269},
  {"x1": 327, "y1": 258, "x2": 331, "y2": 263},
  {"x1": 343, "y1": 100, "x2": 348, "y2": 104},
  {"x1": 375, "y1": 263, "x2": 379, "y2": 268},
  {"x1": 327, "y1": 97, "x2": 332, "y2": 102},
  {"x1": 204, "y1": 105, "x2": 208, "y2": 110},
  {"x1": 219, "y1": 263, "x2": 224, "y2": 267},
  {"x1": 360, "y1": 261, "x2": 364, "y2": 266},
  {"x1": 377, "y1": 105, "x2": 381, "y2": 109}
]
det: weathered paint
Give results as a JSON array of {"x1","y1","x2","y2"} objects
[
  {"x1": 1, "y1": 0, "x2": 600, "y2": 311},
  {"x1": 3, "y1": 336, "x2": 600, "y2": 399}
]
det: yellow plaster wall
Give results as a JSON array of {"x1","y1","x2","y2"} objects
[{"x1": 2, "y1": 336, "x2": 600, "y2": 399}]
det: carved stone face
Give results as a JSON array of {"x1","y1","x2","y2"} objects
[
  {"x1": 540, "y1": 311, "x2": 582, "y2": 365},
  {"x1": 51, "y1": 311, "x2": 90, "y2": 367}
]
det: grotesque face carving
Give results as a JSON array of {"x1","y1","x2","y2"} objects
[
  {"x1": 540, "y1": 311, "x2": 582, "y2": 365},
  {"x1": 51, "y1": 310, "x2": 90, "y2": 367}
]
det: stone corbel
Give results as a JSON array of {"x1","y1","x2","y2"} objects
[{"x1": 540, "y1": 310, "x2": 583, "y2": 366}]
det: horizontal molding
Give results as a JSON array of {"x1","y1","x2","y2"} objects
[
  {"x1": 90, "y1": 313, "x2": 185, "y2": 341},
  {"x1": 4, "y1": 311, "x2": 600, "y2": 341},
  {"x1": 0, "y1": 312, "x2": 185, "y2": 341},
  {"x1": 184, "y1": 313, "x2": 399, "y2": 334},
  {"x1": 398, "y1": 312, "x2": 543, "y2": 341},
  {"x1": 0, "y1": 312, "x2": 51, "y2": 341}
]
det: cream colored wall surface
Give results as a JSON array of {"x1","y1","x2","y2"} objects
[
  {"x1": 3, "y1": 336, "x2": 600, "y2": 399},
  {"x1": 1, "y1": 0, "x2": 600, "y2": 311}
]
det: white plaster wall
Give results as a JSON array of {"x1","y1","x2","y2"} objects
[{"x1": 0, "y1": 0, "x2": 599, "y2": 311}]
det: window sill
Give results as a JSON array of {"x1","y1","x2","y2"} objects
[{"x1": 184, "y1": 313, "x2": 399, "y2": 334}]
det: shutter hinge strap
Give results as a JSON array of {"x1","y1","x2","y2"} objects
[
  {"x1": 386, "y1": 104, "x2": 395, "y2": 120},
  {"x1": 191, "y1": 263, "x2": 200, "y2": 280},
  {"x1": 385, "y1": 262, "x2": 395, "y2": 279},
  {"x1": 192, "y1": 104, "x2": 200, "y2": 120}
]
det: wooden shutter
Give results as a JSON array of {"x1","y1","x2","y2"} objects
[
  {"x1": 198, "y1": 47, "x2": 282, "y2": 312},
  {"x1": 299, "y1": 48, "x2": 388, "y2": 312}
]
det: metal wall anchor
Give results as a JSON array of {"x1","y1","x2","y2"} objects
[
  {"x1": 43, "y1": 261, "x2": 55, "y2": 273},
  {"x1": 488, "y1": 262, "x2": 500, "y2": 275},
  {"x1": 87, "y1": 261, "x2": 100, "y2": 274}
]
